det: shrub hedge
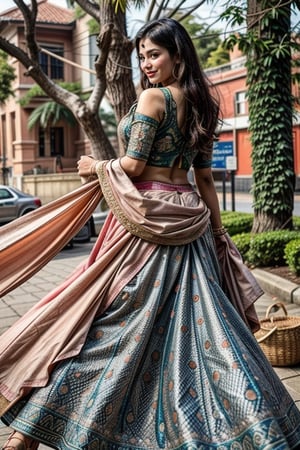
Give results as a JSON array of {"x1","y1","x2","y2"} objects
[
  {"x1": 284, "y1": 239, "x2": 300, "y2": 275},
  {"x1": 220, "y1": 212, "x2": 253, "y2": 235},
  {"x1": 247, "y1": 230, "x2": 299, "y2": 267},
  {"x1": 293, "y1": 216, "x2": 300, "y2": 230},
  {"x1": 221, "y1": 211, "x2": 300, "y2": 274},
  {"x1": 231, "y1": 233, "x2": 252, "y2": 258}
]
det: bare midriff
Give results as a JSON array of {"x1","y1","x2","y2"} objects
[{"x1": 133, "y1": 165, "x2": 189, "y2": 185}]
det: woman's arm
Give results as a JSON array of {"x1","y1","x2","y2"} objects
[
  {"x1": 78, "y1": 89, "x2": 165, "y2": 179},
  {"x1": 193, "y1": 167, "x2": 223, "y2": 230},
  {"x1": 77, "y1": 154, "x2": 147, "y2": 179},
  {"x1": 120, "y1": 89, "x2": 164, "y2": 177}
]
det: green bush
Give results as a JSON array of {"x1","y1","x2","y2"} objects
[
  {"x1": 220, "y1": 211, "x2": 253, "y2": 235},
  {"x1": 220, "y1": 212, "x2": 300, "y2": 236},
  {"x1": 284, "y1": 238, "x2": 300, "y2": 275},
  {"x1": 293, "y1": 216, "x2": 300, "y2": 231},
  {"x1": 231, "y1": 233, "x2": 252, "y2": 260},
  {"x1": 219, "y1": 211, "x2": 300, "y2": 273},
  {"x1": 247, "y1": 230, "x2": 299, "y2": 267}
]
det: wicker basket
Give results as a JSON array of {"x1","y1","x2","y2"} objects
[{"x1": 255, "y1": 302, "x2": 300, "y2": 367}]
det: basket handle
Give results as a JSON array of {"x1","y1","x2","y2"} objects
[
  {"x1": 256, "y1": 325, "x2": 278, "y2": 343},
  {"x1": 265, "y1": 302, "x2": 288, "y2": 322}
]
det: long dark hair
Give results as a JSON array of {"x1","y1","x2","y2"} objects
[{"x1": 135, "y1": 18, "x2": 220, "y2": 156}]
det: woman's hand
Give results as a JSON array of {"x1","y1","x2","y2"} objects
[{"x1": 77, "y1": 155, "x2": 97, "y2": 178}]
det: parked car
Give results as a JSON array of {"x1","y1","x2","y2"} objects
[
  {"x1": 72, "y1": 216, "x2": 96, "y2": 243},
  {"x1": 0, "y1": 184, "x2": 42, "y2": 224}
]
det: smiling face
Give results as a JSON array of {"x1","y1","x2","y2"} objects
[{"x1": 138, "y1": 38, "x2": 179, "y2": 87}]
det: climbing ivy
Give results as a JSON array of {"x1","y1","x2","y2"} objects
[
  {"x1": 223, "y1": 1, "x2": 299, "y2": 232},
  {"x1": 0, "y1": 50, "x2": 16, "y2": 104}
]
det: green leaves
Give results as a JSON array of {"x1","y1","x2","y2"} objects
[
  {"x1": 111, "y1": 0, "x2": 127, "y2": 13},
  {"x1": 247, "y1": 231, "x2": 299, "y2": 266},
  {"x1": 28, "y1": 102, "x2": 77, "y2": 129},
  {"x1": 220, "y1": 5, "x2": 245, "y2": 27},
  {"x1": 284, "y1": 238, "x2": 300, "y2": 275},
  {"x1": 0, "y1": 50, "x2": 16, "y2": 104},
  {"x1": 19, "y1": 82, "x2": 81, "y2": 107}
]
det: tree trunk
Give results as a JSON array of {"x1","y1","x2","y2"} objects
[
  {"x1": 252, "y1": 211, "x2": 294, "y2": 233},
  {"x1": 99, "y1": 0, "x2": 137, "y2": 130},
  {"x1": 78, "y1": 109, "x2": 116, "y2": 160},
  {"x1": 247, "y1": 0, "x2": 295, "y2": 233}
]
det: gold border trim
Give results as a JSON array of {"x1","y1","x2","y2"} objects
[{"x1": 96, "y1": 161, "x2": 209, "y2": 246}]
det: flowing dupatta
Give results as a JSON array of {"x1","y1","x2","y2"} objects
[
  {"x1": 0, "y1": 178, "x2": 102, "y2": 413},
  {"x1": 0, "y1": 178, "x2": 102, "y2": 297}
]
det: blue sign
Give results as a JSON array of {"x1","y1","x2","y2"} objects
[{"x1": 212, "y1": 141, "x2": 234, "y2": 170}]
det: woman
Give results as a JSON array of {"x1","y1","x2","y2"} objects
[{"x1": 1, "y1": 18, "x2": 300, "y2": 450}]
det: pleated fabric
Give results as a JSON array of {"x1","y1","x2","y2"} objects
[
  {"x1": 1, "y1": 164, "x2": 300, "y2": 448},
  {"x1": 3, "y1": 225, "x2": 300, "y2": 449}
]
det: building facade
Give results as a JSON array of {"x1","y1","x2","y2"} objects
[
  {"x1": 207, "y1": 49, "x2": 300, "y2": 191},
  {"x1": 0, "y1": 0, "x2": 94, "y2": 185}
]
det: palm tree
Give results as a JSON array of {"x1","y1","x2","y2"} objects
[{"x1": 28, "y1": 101, "x2": 77, "y2": 130}]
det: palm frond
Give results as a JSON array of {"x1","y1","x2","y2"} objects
[{"x1": 28, "y1": 102, "x2": 76, "y2": 129}]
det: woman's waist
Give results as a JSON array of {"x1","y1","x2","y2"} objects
[
  {"x1": 132, "y1": 166, "x2": 189, "y2": 187},
  {"x1": 134, "y1": 180, "x2": 193, "y2": 193},
  {"x1": 100, "y1": 159, "x2": 210, "y2": 245},
  {"x1": 132, "y1": 167, "x2": 192, "y2": 192}
]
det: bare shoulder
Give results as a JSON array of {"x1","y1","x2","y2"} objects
[
  {"x1": 138, "y1": 88, "x2": 165, "y2": 102},
  {"x1": 136, "y1": 88, "x2": 165, "y2": 121}
]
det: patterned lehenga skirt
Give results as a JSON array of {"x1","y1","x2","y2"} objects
[{"x1": 1, "y1": 165, "x2": 300, "y2": 449}]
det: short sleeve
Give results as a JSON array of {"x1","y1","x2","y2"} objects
[
  {"x1": 126, "y1": 112, "x2": 159, "y2": 162},
  {"x1": 192, "y1": 150, "x2": 212, "y2": 169}
]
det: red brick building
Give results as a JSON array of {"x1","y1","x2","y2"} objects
[
  {"x1": 207, "y1": 49, "x2": 300, "y2": 191},
  {"x1": 0, "y1": 0, "x2": 94, "y2": 181}
]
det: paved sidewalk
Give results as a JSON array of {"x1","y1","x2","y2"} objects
[{"x1": 0, "y1": 239, "x2": 299, "y2": 448}]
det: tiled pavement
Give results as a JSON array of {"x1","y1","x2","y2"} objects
[{"x1": 0, "y1": 239, "x2": 299, "y2": 448}]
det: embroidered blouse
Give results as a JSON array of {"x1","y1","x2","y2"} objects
[{"x1": 118, "y1": 87, "x2": 212, "y2": 170}]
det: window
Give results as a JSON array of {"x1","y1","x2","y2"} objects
[
  {"x1": 235, "y1": 91, "x2": 247, "y2": 115},
  {"x1": 39, "y1": 45, "x2": 64, "y2": 80},
  {"x1": 38, "y1": 127, "x2": 64, "y2": 157},
  {"x1": 39, "y1": 128, "x2": 45, "y2": 157},
  {"x1": 50, "y1": 127, "x2": 64, "y2": 156},
  {"x1": 10, "y1": 112, "x2": 16, "y2": 158},
  {"x1": 0, "y1": 114, "x2": 6, "y2": 163},
  {"x1": 0, "y1": 188, "x2": 13, "y2": 200}
]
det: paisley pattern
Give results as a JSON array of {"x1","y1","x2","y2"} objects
[{"x1": 3, "y1": 230, "x2": 300, "y2": 449}]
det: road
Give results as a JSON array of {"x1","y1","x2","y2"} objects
[{"x1": 217, "y1": 190, "x2": 300, "y2": 216}]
